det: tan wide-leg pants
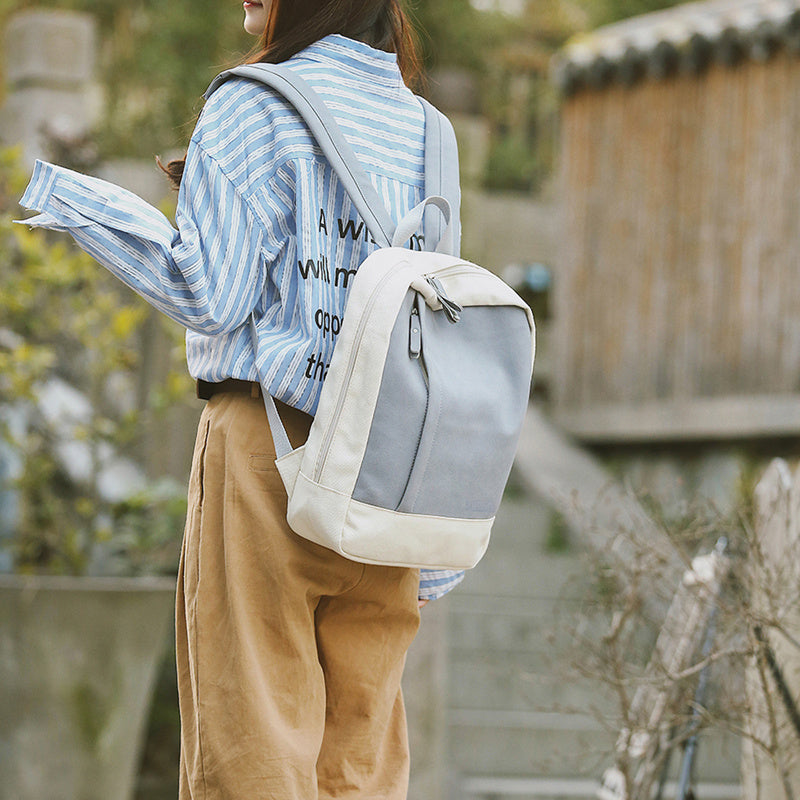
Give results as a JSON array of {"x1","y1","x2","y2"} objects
[{"x1": 176, "y1": 393, "x2": 421, "y2": 800}]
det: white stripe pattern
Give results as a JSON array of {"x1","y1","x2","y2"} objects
[{"x1": 17, "y1": 34, "x2": 463, "y2": 600}]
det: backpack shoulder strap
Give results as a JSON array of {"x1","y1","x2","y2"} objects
[
  {"x1": 206, "y1": 63, "x2": 396, "y2": 248},
  {"x1": 205, "y1": 63, "x2": 461, "y2": 254},
  {"x1": 420, "y1": 98, "x2": 461, "y2": 256}
]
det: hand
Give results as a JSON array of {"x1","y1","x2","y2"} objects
[{"x1": 418, "y1": 599, "x2": 429, "y2": 609}]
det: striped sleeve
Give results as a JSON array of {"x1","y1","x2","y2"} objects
[
  {"x1": 419, "y1": 568, "x2": 465, "y2": 601},
  {"x1": 17, "y1": 141, "x2": 266, "y2": 336}
]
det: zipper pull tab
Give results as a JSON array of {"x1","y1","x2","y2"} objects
[
  {"x1": 409, "y1": 305, "x2": 422, "y2": 359},
  {"x1": 425, "y1": 275, "x2": 462, "y2": 323}
]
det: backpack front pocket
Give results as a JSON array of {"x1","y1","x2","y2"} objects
[
  {"x1": 352, "y1": 288, "x2": 531, "y2": 520},
  {"x1": 396, "y1": 299, "x2": 532, "y2": 519}
]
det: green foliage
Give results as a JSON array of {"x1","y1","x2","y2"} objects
[
  {"x1": 100, "y1": 479, "x2": 187, "y2": 576},
  {"x1": 0, "y1": 147, "x2": 188, "y2": 575},
  {"x1": 484, "y1": 132, "x2": 542, "y2": 193},
  {"x1": 413, "y1": 0, "x2": 515, "y2": 73},
  {"x1": 70, "y1": 681, "x2": 114, "y2": 753},
  {"x1": 88, "y1": 0, "x2": 251, "y2": 158},
  {"x1": 544, "y1": 510, "x2": 571, "y2": 553}
]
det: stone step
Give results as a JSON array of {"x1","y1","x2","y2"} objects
[
  {"x1": 448, "y1": 722, "x2": 615, "y2": 776},
  {"x1": 491, "y1": 498, "x2": 553, "y2": 550},
  {"x1": 448, "y1": 605, "x2": 583, "y2": 656},
  {"x1": 457, "y1": 554, "x2": 588, "y2": 600},
  {"x1": 448, "y1": 592, "x2": 582, "y2": 617},
  {"x1": 449, "y1": 657, "x2": 616, "y2": 713},
  {"x1": 456, "y1": 494, "x2": 593, "y2": 601},
  {"x1": 457, "y1": 775, "x2": 741, "y2": 800},
  {"x1": 447, "y1": 718, "x2": 741, "y2": 783}
]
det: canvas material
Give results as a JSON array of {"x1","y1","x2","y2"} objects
[
  {"x1": 285, "y1": 469, "x2": 493, "y2": 569},
  {"x1": 277, "y1": 245, "x2": 534, "y2": 569},
  {"x1": 396, "y1": 301, "x2": 530, "y2": 517},
  {"x1": 354, "y1": 297, "x2": 531, "y2": 518}
]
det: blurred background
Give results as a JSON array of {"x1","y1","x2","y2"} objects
[{"x1": 2, "y1": 0, "x2": 800, "y2": 799}]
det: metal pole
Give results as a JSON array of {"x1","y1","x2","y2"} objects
[{"x1": 675, "y1": 537, "x2": 728, "y2": 800}]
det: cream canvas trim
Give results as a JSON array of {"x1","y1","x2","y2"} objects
[
  {"x1": 342, "y1": 498, "x2": 492, "y2": 568},
  {"x1": 286, "y1": 469, "x2": 493, "y2": 569}
]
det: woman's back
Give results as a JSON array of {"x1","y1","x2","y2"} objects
[{"x1": 187, "y1": 34, "x2": 426, "y2": 413}]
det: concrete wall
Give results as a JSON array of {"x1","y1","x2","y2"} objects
[{"x1": 0, "y1": 10, "x2": 100, "y2": 169}]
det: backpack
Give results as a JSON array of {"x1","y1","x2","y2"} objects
[{"x1": 205, "y1": 65, "x2": 535, "y2": 570}]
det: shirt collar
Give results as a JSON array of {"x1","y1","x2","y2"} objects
[{"x1": 294, "y1": 34, "x2": 402, "y2": 83}]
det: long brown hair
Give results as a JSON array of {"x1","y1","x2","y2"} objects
[{"x1": 160, "y1": 0, "x2": 423, "y2": 188}]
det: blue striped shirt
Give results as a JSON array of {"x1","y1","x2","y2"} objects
[{"x1": 18, "y1": 34, "x2": 463, "y2": 601}]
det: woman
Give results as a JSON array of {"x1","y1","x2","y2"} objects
[{"x1": 18, "y1": 0, "x2": 464, "y2": 797}]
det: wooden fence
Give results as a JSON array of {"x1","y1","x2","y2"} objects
[{"x1": 555, "y1": 53, "x2": 800, "y2": 441}]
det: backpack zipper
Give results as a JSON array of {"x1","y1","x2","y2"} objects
[
  {"x1": 409, "y1": 305, "x2": 422, "y2": 358},
  {"x1": 425, "y1": 275, "x2": 462, "y2": 323},
  {"x1": 409, "y1": 296, "x2": 429, "y2": 384}
]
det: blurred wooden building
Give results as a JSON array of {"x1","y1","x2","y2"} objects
[{"x1": 550, "y1": 0, "x2": 800, "y2": 443}]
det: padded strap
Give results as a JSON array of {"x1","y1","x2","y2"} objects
[
  {"x1": 420, "y1": 99, "x2": 461, "y2": 257},
  {"x1": 206, "y1": 64, "x2": 461, "y2": 254},
  {"x1": 208, "y1": 64, "x2": 400, "y2": 458},
  {"x1": 207, "y1": 64, "x2": 396, "y2": 248}
]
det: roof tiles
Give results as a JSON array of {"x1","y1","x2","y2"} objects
[{"x1": 552, "y1": 0, "x2": 800, "y2": 93}]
